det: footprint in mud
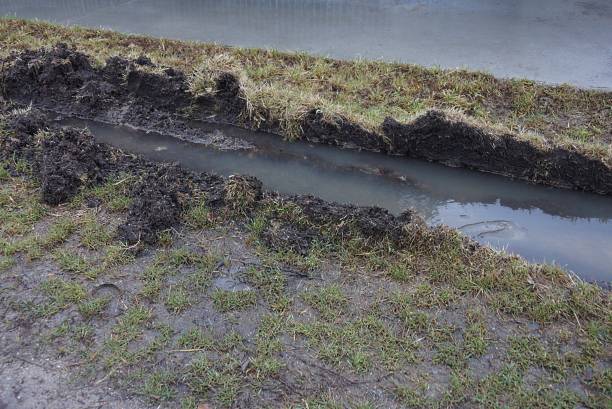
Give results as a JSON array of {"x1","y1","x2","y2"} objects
[
  {"x1": 458, "y1": 220, "x2": 526, "y2": 240},
  {"x1": 91, "y1": 283, "x2": 124, "y2": 317}
]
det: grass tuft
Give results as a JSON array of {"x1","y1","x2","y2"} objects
[{"x1": 212, "y1": 289, "x2": 257, "y2": 313}]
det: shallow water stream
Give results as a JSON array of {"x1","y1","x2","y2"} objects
[{"x1": 59, "y1": 117, "x2": 612, "y2": 283}]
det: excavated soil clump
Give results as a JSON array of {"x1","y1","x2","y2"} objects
[
  {"x1": 1, "y1": 44, "x2": 188, "y2": 116},
  {"x1": 0, "y1": 108, "x2": 48, "y2": 162},
  {"x1": 38, "y1": 127, "x2": 108, "y2": 205},
  {"x1": 118, "y1": 165, "x2": 191, "y2": 244},
  {"x1": 1, "y1": 43, "x2": 94, "y2": 100},
  {"x1": 256, "y1": 195, "x2": 414, "y2": 255},
  {"x1": 1, "y1": 108, "x2": 108, "y2": 205},
  {"x1": 290, "y1": 195, "x2": 412, "y2": 242}
]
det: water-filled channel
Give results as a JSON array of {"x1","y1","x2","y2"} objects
[{"x1": 60, "y1": 117, "x2": 612, "y2": 283}]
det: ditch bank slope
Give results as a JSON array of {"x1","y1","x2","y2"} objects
[
  {"x1": 2, "y1": 44, "x2": 611, "y2": 195},
  {"x1": 1, "y1": 104, "x2": 611, "y2": 408}
]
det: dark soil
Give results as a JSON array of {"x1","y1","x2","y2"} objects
[
  {"x1": 2, "y1": 44, "x2": 611, "y2": 194},
  {"x1": 382, "y1": 112, "x2": 612, "y2": 194},
  {"x1": 38, "y1": 127, "x2": 109, "y2": 205},
  {"x1": 290, "y1": 195, "x2": 412, "y2": 241},
  {"x1": 299, "y1": 109, "x2": 385, "y2": 151},
  {"x1": 191, "y1": 69, "x2": 246, "y2": 117},
  {"x1": 258, "y1": 195, "x2": 414, "y2": 255},
  {"x1": 1, "y1": 108, "x2": 108, "y2": 205},
  {"x1": 117, "y1": 165, "x2": 190, "y2": 244}
]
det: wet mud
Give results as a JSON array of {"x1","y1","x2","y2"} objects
[
  {"x1": 1, "y1": 44, "x2": 610, "y2": 194},
  {"x1": 382, "y1": 112, "x2": 612, "y2": 194},
  {"x1": 38, "y1": 127, "x2": 109, "y2": 205},
  {"x1": 2, "y1": 109, "x2": 109, "y2": 205},
  {"x1": 118, "y1": 165, "x2": 190, "y2": 244}
]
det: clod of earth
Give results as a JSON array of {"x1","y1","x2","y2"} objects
[
  {"x1": 2, "y1": 109, "x2": 108, "y2": 205},
  {"x1": 118, "y1": 165, "x2": 190, "y2": 245},
  {"x1": 39, "y1": 127, "x2": 108, "y2": 205}
]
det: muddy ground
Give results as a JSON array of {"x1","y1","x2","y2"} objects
[
  {"x1": 0, "y1": 103, "x2": 610, "y2": 408},
  {"x1": 1, "y1": 44, "x2": 611, "y2": 195}
]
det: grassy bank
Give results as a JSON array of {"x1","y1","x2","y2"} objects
[
  {"x1": 1, "y1": 107, "x2": 611, "y2": 408},
  {"x1": 1, "y1": 18, "x2": 611, "y2": 164}
]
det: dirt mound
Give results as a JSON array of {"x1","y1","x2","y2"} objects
[
  {"x1": 1, "y1": 108, "x2": 108, "y2": 205},
  {"x1": 38, "y1": 127, "x2": 108, "y2": 205},
  {"x1": 2, "y1": 43, "x2": 94, "y2": 100},
  {"x1": 290, "y1": 195, "x2": 412, "y2": 241},
  {"x1": 382, "y1": 111, "x2": 612, "y2": 194},
  {"x1": 118, "y1": 165, "x2": 191, "y2": 244},
  {"x1": 1, "y1": 44, "x2": 191, "y2": 115},
  {"x1": 1, "y1": 44, "x2": 247, "y2": 120},
  {"x1": 1, "y1": 108, "x2": 48, "y2": 162},
  {"x1": 125, "y1": 67, "x2": 190, "y2": 109},
  {"x1": 6, "y1": 108, "x2": 48, "y2": 138}
]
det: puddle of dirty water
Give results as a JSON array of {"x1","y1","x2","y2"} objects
[
  {"x1": 2, "y1": 0, "x2": 611, "y2": 88},
  {"x1": 58, "y1": 117, "x2": 612, "y2": 283}
]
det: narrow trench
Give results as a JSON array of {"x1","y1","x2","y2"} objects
[{"x1": 58, "y1": 116, "x2": 612, "y2": 284}]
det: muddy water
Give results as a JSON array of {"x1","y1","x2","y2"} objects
[
  {"x1": 2, "y1": 0, "x2": 612, "y2": 89},
  {"x1": 58, "y1": 117, "x2": 612, "y2": 283}
]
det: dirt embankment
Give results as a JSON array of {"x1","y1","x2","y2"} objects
[
  {"x1": 0, "y1": 44, "x2": 250, "y2": 150},
  {"x1": 381, "y1": 113, "x2": 612, "y2": 194},
  {"x1": 2, "y1": 44, "x2": 611, "y2": 194}
]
